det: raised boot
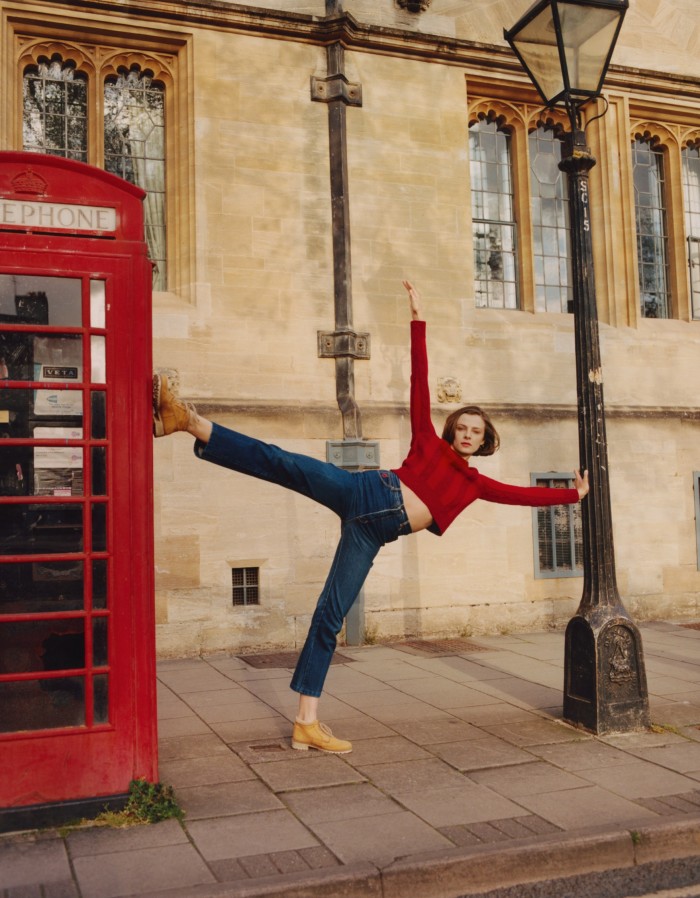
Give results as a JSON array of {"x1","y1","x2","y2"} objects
[{"x1": 152, "y1": 370, "x2": 195, "y2": 437}]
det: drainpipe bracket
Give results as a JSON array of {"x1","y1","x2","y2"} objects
[
  {"x1": 326, "y1": 439, "x2": 380, "y2": 470},
  {"x1": 318, "y1": 329, "x2": 370, "y2": 359},
  {"x1": 311, "y1": 74, "x2": 363, "y2": 106}
]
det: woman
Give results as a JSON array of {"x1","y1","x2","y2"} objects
[{"x1": 153, "y1": 281, "x2": 588, "y2": 754}]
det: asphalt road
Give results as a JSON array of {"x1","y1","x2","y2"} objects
[{"x1": 457, "y1": 857, "x2": 700, "y2": 898}]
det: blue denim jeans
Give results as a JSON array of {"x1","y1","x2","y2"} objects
[{"x1": 195, "y1": 423, "x2": 411, "y2": 697}]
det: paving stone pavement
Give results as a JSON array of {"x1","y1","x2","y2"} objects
[{"x1": 2, "y1": 620, "x2": 700, "y2": 898}]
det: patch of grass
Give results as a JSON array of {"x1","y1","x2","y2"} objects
[
  {"x1": 91, "y1": 779, "x2": 184, "y2": 829},
  {"x1": 630, "y1": 830, "x2": 642, "y2": 845}
]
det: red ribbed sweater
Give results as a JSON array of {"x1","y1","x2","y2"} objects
[{"x1": 392, "y1": 320, "x2": 580, "y2": 535}]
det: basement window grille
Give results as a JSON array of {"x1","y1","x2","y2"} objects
[
  {"x1": 232, "y1": 567, "x2": 259, "y2": 606},
  {"x1": 531, "y1": 473, "x2": 583, "y2": 579}
]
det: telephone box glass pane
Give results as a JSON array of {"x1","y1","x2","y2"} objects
[
  {"x1": 91, "y1": 335, "x2": 106, "y2": 383},
  {"x1": 0, "y1": 560, "x2": 84, "y2": 614},
  {"x1": 91, "y1": 391, "x2": 106, "y2": 439},
  {"x1": 93, "y1": 617, "x2": 108, "y2": 667},
  {"x1": 0, "y1": 618, "x2": 85, "y2": 674},
  {"x1": 0, "y1": 503, "x2": 83, "y2": 554},
  {"x1": 0, "y1": 332, "x2": 34, "y2": 381},
  {"x1": 0, "y1": 275, "x2": 81, "y2": 326},
  {"x1": 0, "y1": 445, "x2": 31, "y2": 495},
  {"x1": 33, "y1": 433, "x2": 84, "y2": 497},
  {"x1": 92, "y1": 558, "x2": 107, "y2": 609},
  {"x1": 91, "y1": 446, "x2": 106, "y2": 496},
  {"x1": 92, "y1": 503, "x2": 107, "y2": 552},
  {"x1": 94, "y1": 674, "x2": 109, "y2": 724},
  {"x1": 0, "y1": 390, "x2": 83, "y2": 436},
  {"x1": 0, "y1": 333, "x2": 82, "y2": 385},
  {"x1": 0, "y1": 678, "x2": 85, "y2": 732},
  {"x1": 34, "y1": 334, "x2": 82, "y2": 384},
  {"x1": 90, "y1": 280, "x2": 106, "y2": 328}
]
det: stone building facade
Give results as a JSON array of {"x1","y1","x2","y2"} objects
[{"x1": 3, "y1": 0, "x2": 700, "y2": 657}]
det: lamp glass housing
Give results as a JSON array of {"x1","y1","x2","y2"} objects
[{"x1": 505, "y1": 0, "x2": 628, "y2": 111}]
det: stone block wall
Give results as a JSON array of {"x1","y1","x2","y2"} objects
[{"x1": 145, "y1": 2, "x2": 700, "y2": 656}]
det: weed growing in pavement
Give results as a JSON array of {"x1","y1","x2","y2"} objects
[
  {"x1": 56, "y1": 779, "x2": 184, "y2": 835},
  {"x1": 650, "y1": 722, "x2": 685, "y2": 737},
  {"x1": 104, "y1": 779, "x2": 184, "y2": 826}
]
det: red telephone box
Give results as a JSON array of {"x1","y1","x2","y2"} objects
[{"x1": 0, "y1": 152, "x2": 156, "y2": 830}]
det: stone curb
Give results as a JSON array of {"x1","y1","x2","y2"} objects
[
  {"x1": 121, "y1": 862, "x2": 382, "y2": 898},
  {"x1": 381, "y1": 817, "x2": 700, "y2": 898},
  {"x1": 633, "y1": 817, "x2": 700, "y2": 865},
  {"x1": 382, "y1": 827, "x2": 635, "y2": 898},
  {"x1": 116, "y1": 816, "x2": 700, "y2": 898}
]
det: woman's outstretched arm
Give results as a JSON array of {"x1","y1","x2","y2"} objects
[
  {"x1": 402, "y1": 280, "x2": 422, "y2": 321},
  {"x1": 400, "y1": 281, "x2": 435, "y2": 441}
]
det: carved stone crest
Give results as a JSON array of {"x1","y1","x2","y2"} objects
[
  {"x1": 397, "y1": 0, "x2": 431, "y2": 11},
  {"x1": 437, "y1": 377, "x2": 462, "y2": 404}
]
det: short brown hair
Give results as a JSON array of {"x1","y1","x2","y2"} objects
[{"x1": 441, "y1": 406, "x2": 500, "y2": 457}]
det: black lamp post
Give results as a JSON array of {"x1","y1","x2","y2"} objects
[{"x1": 505, "y1": 0, "x2": 651, "y2": 734}]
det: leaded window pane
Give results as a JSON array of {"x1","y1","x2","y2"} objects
[
  {"x1": 682, "y1": 146, "x2": 700, "y2": 320},
  {"x1": 529, "y1": 128, "x2": 572, "y2": 313},
  {"x1": 470, "y1": 120, "x2": 518, "y2": 310},
  {"x1": 23, "y1": 58, "x2": 88, "y2": 162},
  {"x1": 104, "y1": 68, "x2": 166, "y2": 290},
  {"x1": 633, "y1": 138, "x2": 670, "y2": 319}
]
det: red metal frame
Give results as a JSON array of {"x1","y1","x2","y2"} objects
[{"x1": 0, "y1": 153, "x2": 155, "y2": 809}]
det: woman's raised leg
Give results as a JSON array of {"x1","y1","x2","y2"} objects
[{"x1": 153, "y1": 372, "x2": 353, "y2": 517}]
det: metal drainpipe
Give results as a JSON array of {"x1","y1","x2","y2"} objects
[
  {"x1": 313, "y1": 8, "x2": 378, "y2": 643},
  {"x1": 314, "y1": 40, "x2": 370, "y2": 444},
  {"x1": 329, "y1": 41, "x2": 360, "y2": 440}
]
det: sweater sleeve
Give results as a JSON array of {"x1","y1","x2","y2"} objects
[
  {"x1": 478, "y1": 474, "x2": 580, "y2": 507},
  {"x1": 409, "y1": 320, "x2": 435, "y2": 439}
]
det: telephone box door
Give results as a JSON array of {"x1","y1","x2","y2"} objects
[{"x1": 0, "y1": 153, "x2": 155, "y2": 818}]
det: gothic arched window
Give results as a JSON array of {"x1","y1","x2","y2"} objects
[
  {"x1": 469, "y1": 118, "x2": 519, "y2": 310},
  {"x1": 21, "y1": 50, "x2": 169, "y2": 292},
  {"x1": 682, "y1": 144, "x2": 700, "y2": 319},
  {"x1": 104, "y1": 67, "x2": 166, "y2": 290},
  {"x1": 529, "y1": 127, "x2": 572, "y2": 314},
  {"x1": 23, "y1": 55, "x2": 88, "y2": 162},
  {"x1": 633, "y1": 137, "x2": 671, "y2": 319}
]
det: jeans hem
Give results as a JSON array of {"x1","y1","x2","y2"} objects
[{"x1": 289, "y1": 684, "x2": 322, "y2": 698}]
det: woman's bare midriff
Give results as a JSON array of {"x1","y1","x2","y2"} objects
[{"x1": 398, "y1": 480, "x2": 434, "y2": 533}]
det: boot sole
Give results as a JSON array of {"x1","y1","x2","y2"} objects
[{"x1": 291, "y1": 740, "x2": 352, "y2": 755}]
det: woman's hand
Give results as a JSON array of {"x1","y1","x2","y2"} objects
[
  {"x1": 574, "y1": 469, "x2": 589, "y2": 500},
  {"x1": 402, "y1": 280, "x2": 422, "y2": 321}
]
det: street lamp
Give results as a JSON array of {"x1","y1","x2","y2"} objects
[
  {"x1": 504, "y1": 0, "x2": 628, "y2": 133},
  {"x1": 505, "y1": 0, "x2": 651, "y2": 734}
]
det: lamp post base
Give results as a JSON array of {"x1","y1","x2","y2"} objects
[{"x1": 564, "y1": 608, "x2": 651, "y2": 735}]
